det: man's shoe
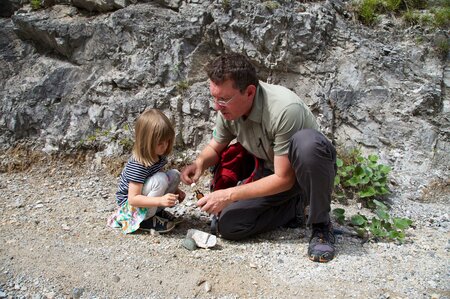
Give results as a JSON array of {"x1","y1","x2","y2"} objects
[
  {"x1": 156, "y1": 209, "x2": 183, "y2": 225},
  {"x1": 308, "y1": 222, "x2": 336, "y2": 263},
  {"x1": 140, "y1": 215, "x2": 175, "y2": 233}
]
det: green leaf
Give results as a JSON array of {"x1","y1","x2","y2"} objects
[
  {"x1": 346, "y1": 177, "x2": 360, "y2": 187},
  {"x1": 377, "y1": 186, "x2": 390, "y2": 195},
  {"x1": 334, "y1": 176, "x2": 341, "y2": 186},
  {"x1": 333, "y1": 208, "x2": 345, "y2": 216},
  {"x1": 393, "y1": 218, "x2": 413, "y2": 230},
  {"x1": 376, "y1": 209, "x2": 390, "y2": 220},
  {"x1": 364, "y1": 167, "x2": 374, "y2": 178},
  {"x1": 358, "y1": 187, "x2": 376, "y2": 198},
  {"x1": 388, "y1": 230, "x2": 400, "y2": 239},
  {"x1": 351, "y1": 214, "x2": 367, "y2": 226},
  {"x1": 373, "y1": 199, "x2": 388, "y2": 210},
  {"x1": 359, "y1": 176, "x2": 371, "y2": 185},
  {"x1": 368, "y1": 154, "x2": 379, "y2": 162},
  {"x1": 379, "y1": 165, "x2": 391, "y2": 174},
  {"x1": 355, "y1": 165, "x2": 364, "y2": 176},
  {"x1": 336, "y1": 158, "x2": 343, "y2": 167},
  {"x1": 370, "y1": 226, "x2": 387, "y2": 237}
]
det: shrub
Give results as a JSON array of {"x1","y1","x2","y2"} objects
[
  {"x1": 334, "y1": 148, "x2": 391, "y2": 207},
  {"x1": 30, "y1": 0, "x2": 41, "y2": 10},
  {"x1": 333, "y1": 200, "x2": 413, "y2": 243}
]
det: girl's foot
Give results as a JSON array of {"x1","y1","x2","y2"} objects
[
  {"x1": 156, "y1": 210, "x2": 184, "y2": 225},
  {"x1": 139, "y1": 215, "x2": 175, "y2": 233}
]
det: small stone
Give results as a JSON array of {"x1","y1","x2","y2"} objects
[
  {"x1": 204, "y1": 281, "x2": 211, "y2": 293},
  {"x1": 182, "y1": 238, "x2": 197, "y2": 251},
  {"x1": 72, "y1": 287, "x2": 84, "y2": 299},
  {"x1": 112, "y1": 275, "x2": 120, "y2": 283}
]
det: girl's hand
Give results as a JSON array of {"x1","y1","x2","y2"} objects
[
  {"x1": 159, "y1": 193, "x2": 179, "y2": 207},
  {"x1": 175, "y1": 188, "x2": 186, "y2": 203}
]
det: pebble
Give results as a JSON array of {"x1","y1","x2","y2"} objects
[
  {"x1": 72, "y1": 288, "x2": 84, "y2": 299},
  {"x1": 182, "y1": 238, "x2": 197, "y2": 251},
  {"x1": 112, "y1": 275, "x2": 120, "y2": 283}
]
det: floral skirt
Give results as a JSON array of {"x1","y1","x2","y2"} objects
[{"x1": 107, "y1": 203, "x2": 152, "y2": 234}]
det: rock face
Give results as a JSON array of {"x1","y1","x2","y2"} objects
[{"x1": 0, "y1": 0, "x2": 448, "y2": 200}]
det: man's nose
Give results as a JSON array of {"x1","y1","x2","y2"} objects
[{"x1": 214, "y1": 102, "x2": 224, "y2": 110}]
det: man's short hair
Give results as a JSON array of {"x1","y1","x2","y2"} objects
[{"x1": 206, "y1": 52, "x2": 259, "y2": 91}]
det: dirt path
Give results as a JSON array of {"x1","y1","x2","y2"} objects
[{"x1": 0, "y1": 159, "x2": 448, "y2": 298}]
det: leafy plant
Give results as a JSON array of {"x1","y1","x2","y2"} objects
[
  {"x1": 30, "y1": 0, "x2": 41, "y2": 10},
  {"x1": 333, "y1": 200, "x2": 413, "y2": 243},
  {"x1": 334, "y1": 149, "x2": 391, "y2": 206},
  {"x1": 357, "y1": 0, "x2": 379, "y2": 25},
  {"x1": 176, "y1": 80, "x2": 190, "y2": 94},
  {"x1": 353, "y1": 0, "x2": 449, "y2": 28},
  {"x1": 263, "y1": 1, "x2": 280, "y2": 11},
  {"x1": 433, "y1": 7, "x2": 450, "y2": 28}
]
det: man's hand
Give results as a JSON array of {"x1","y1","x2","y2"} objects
[
  {"x1": 180, "y1": 162, "x2": 203, "y2": 185},
  {"x1": 196, "y1": 189, "x2": 233, "y2": 215}
]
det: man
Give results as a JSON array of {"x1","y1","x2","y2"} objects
[{"x1": 181, "y1": 52, "x2": 337, "y2": 262}]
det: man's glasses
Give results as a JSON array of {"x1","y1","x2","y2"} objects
[{"x1": 209, "y1": 92, "x2": 240, "y2": 107}]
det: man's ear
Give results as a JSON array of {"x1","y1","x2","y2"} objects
[{"x1": 246, "y1": 85, "x2": 257, "y2": 99}]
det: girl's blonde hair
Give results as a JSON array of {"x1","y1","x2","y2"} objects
[{"x1": 132, "y1": 109, "x2": 175, "y2": 167}]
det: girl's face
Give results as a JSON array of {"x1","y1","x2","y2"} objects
[{"x1": 155, "y1": 140, "x2": 169, "y2": 156}]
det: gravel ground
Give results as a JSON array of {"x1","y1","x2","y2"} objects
[{"x1": 0, "y1": 156, "x2": 449, "y2": 299}]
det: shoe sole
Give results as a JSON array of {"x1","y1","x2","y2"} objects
[
  {"x1": 139, "y1": 223, "x2": 176, "y2": 233},
  {"x1": 308, "y1": 253, "x2": 335, "y2": 263}
]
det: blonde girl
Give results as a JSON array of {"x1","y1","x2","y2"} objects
[{"x1": 108, "y1": 109, "x2": 185, "y2": 234}]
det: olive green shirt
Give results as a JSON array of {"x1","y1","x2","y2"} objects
[{"x1": 212, "y1": 81, "x2": 319, "y2": 171}]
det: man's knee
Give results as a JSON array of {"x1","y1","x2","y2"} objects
[{"x1": 289, "y1": 129, "x2": 335, "y2": 166}]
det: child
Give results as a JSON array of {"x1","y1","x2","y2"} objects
[{"x1": 107, "y1": 109, "x2": 185, "y2": 234}]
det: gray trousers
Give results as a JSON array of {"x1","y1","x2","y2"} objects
[{"x1": 217, "y1": 129, "x2": 336, "y2": 240}]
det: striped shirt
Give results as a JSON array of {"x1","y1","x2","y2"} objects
[{"x1": 115, "y1": 156, "x2": 167, "y2": 206}]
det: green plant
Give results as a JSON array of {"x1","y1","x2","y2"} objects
[
  {"x1": 354, "y1": 0, "x2": 433, "y2": 26},
  {"x1": 357, "y1": 0, "x2": 379, "y2": 25},
  {"x1": 403, "y1": 10, "x2": 420, "y2": 24},
  {"x1": 333, "y1": 200, "x2": 413, "y2": 243},
  {"x1": 30, "y1": 0, "x2": 41, "y2": 10},
  {"x1": 334, "y1": 149, "x2": 391, "y2": 206},
  {"x1": 434, "y1": 36, "x2": 449, "y2": 59},
  {"x1": 263, "y1": 1, "x2": 280, "y2": 11},
  {"x1": 176, "y1": 80, "x2": 189, "y2": 94},
  {"x1": 221, "y1": 0, "x2": 231, "y2": 11},
  {"x1": 384, "y1": 0, "x2": 402, "y2": 11},
  {"x1": 433, "y1": 7, "x2": 450, "y2": 28},
  {"x1": 419, "y1": 13, "x2": 433, "y2": 26}
]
